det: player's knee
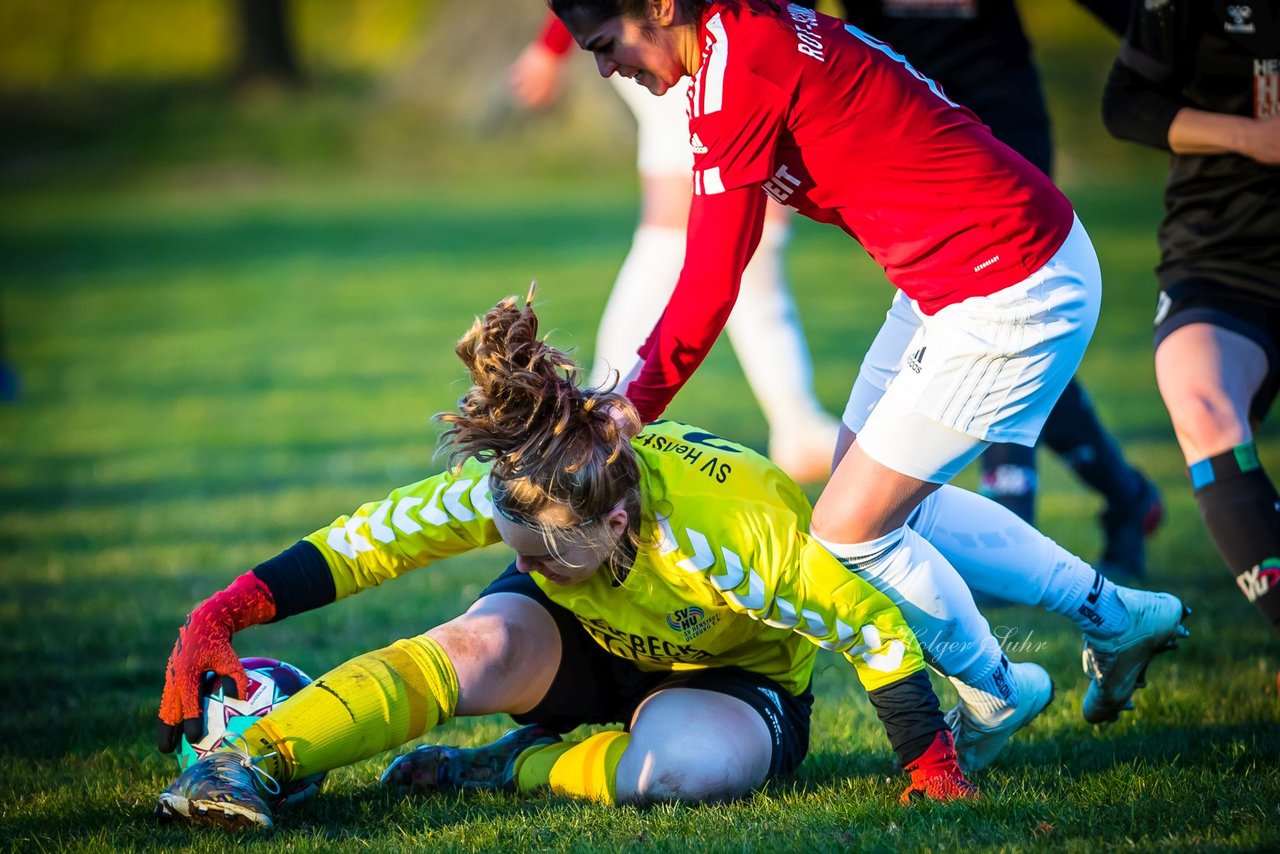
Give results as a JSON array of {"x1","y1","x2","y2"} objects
[
  {"x1": 622, "y1": 738, "x2": 756, "y2": 804},
  {"x1": 1165, "y1": 386, "x2": 1248, "y2": 450},
  {"x1": 429, "y1": 610, "x2": 523, "y2": 677}
]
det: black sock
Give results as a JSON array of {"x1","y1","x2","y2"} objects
[
  {"x1": 1191, "y1": 443, "x2": 1280, "y2": 637},
  {"x1": 1041, "y1": 379, "x2": 1144, "y2": 506},
  {"x1": 979, "y1": 442, "x2": 1037, "y2": 524}
]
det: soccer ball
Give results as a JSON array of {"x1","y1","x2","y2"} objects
[{"x1": 177, "y1": 656, "x2": 326, "y2": 806}]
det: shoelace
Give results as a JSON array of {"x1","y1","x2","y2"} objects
[{"x1": 220, "y1": 731, "x2": 282, "y2": 798}]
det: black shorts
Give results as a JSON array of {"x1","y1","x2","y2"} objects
[
  {"x1": 478, "y1": 564, "x2": 813, "y2": 778},
  {"x1": 1153, "y1": 279, "x2": 1280, "y2": 424}
]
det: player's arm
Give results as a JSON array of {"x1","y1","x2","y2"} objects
[
  {"x1": 622, "y1": 185, "x2": 767, "y2": 421},
  {"x1": 1102, "y1": 0, "x2": 1276, "y2": 163},
  {"x1": 706, "y1": 511, "x2": 975, "y2": 801},
  {"x1": 1100, "y1": 0, "x2": 1189, "y2": 152},
  {"x1": 509, "y1": 13, "x2": 574, "y2": 110},
  {"x1": 157, "y1": 459, "x2": 502, "y2": 752}
]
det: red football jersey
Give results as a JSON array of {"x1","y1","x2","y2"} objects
[{"x1": 628, "y1": 0, "x2": 1075, "y2": 422}]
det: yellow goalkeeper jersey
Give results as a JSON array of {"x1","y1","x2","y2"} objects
[{"x1": 302, "y1": 421, "x2": 924, "y2": 697}]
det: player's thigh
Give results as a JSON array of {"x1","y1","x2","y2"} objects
[
  {"x1": 815, "y1": 433, "x2": 958, "y2": 542},
  {"x1": 610, "y1": 74, "x2": 695, "y2": 228},
  {"x1": 842, "y1": 289, "x2": 919, "y2": 434},
  {"x1": 1155, "y1": 322, "x2": 1268, "y2": 458},
  {"x1": 620, "y1": 688, "x2": 772, "y2": 802},
  {"x1": 427, "y1": 590, "x2": 561, "y2": 717},
  {"x1": 638, "y1": 172, "x2": 693, "y2": 228}
]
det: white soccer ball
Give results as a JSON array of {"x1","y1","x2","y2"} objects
[{"x1": 177, "y1": 656, "x2": 326, "y2": 806}]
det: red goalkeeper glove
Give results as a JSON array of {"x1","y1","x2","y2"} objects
[
  {"x1": 899, "y1": 730, "x2": 980, "y2": 804},
  {"x1": 156, "y1": 572, "x2": 276, "y2": 753}
]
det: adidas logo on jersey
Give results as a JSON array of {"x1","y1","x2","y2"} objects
[
  {"x1": 906, "y1": 346, "x2": 927, "y2": 374},
  {"x1": 691, "y1": 133, "x2": 708, "y2": 154}
]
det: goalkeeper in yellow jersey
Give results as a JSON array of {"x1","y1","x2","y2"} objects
[{"x1": 154, "y1": 291, "x2": 976, "y2": 829}]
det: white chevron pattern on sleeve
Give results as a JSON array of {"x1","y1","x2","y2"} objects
[
  {"x1": 658, "y1": 515, "x2": 899, "y2": 661},
  {"x1": 325, "y1": 475, "x2": 495, "y2": 558}
]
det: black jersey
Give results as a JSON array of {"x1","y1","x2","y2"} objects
[
  {"x1": 1104, "y1": 0, "x2": 1280, "y2": 303},
  {"x1": 814, "y1": 1, "x2": 1128, "y2": 172}
]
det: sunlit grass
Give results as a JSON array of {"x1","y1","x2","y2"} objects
[{"x1": 1, "y1": 168, "x2": 1277, "y2": 851}]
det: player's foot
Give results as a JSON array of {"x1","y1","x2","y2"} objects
[
  {"x1": 769, "y1": 414, "x2": 841, "y2": 484},
  {"x1": 945, "y1": 661, "x2": 1054, "y2": 772},
  {"x1": 380, "y1": 724, "x2": 561, "y2": 794},
  {"x1": 155, "y1": 746, "x2": 275, "y2": 830},
  {"x1": 1097, "y1": 474, "x2": 1164, "y2": 579},
  {"x1": 1082, "y1": 588, "x2": 1189, "y2": 724}
]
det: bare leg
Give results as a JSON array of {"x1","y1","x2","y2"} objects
[
  {"x1": 1155, "y1": 323, "x2": 1266, "y2": 461},
  {"x1": 1156, "y1": 323, "x2": 1280, "y2": 635},
  {"x1": 616, "y1": 688, "x2": 772, "y2": 803},
  {"x1": 428, "y1": 592, "x2": 562, "y2": 716}
]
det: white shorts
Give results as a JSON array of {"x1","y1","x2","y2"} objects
[
  {"x1": 609, "y1": 75, "x2": 693, "y2": 177},
  {"x1": 843, "y1": 214, "x2": 1101, "y2": 483}
]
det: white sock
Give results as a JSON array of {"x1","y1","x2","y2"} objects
[
  {"x1": 911, "y1": 485, "x2": 1131, "y2": 638},
  {"x1": 950, "y1": 653, "x2": 1018, "y2": 724},
  {"x1": 812, "y1": 524, "x2": 1015, "y2": 716},
  {"x1": 589, "y1": 225, "x2": 685, "y2": 388},
  {"x1": 723, "y1": 219, "x2": 831, "y2": 437}
]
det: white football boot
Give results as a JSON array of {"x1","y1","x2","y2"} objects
[
  {"x1": 945, "y1": 661, "x2": 1054, "y2": 772},
  {"x1": 1081, "y1": 588, "x2": 1190, "y2": 724}
]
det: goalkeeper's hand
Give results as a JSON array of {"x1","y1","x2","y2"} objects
[
  {"x1": 156, "y1": 572, "x2": 276, "y2": 753},
  {"x1": 899, "y1": 730, "x2": 980, "y2": 804}
]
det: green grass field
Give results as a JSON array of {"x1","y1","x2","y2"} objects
[{"x1": 2, "y1": 162, "x2": 1278, "y2": 852}]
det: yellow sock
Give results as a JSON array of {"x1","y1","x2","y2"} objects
[
  {"x1": 514, "y1": 741, "x2": 574, "y2": 794},
  {"x1": 238, "y1": 634, "x2": 458, "y2": 782},
  {"x1": 519, "y1": 731, "x2": 629, "y2": 805}
]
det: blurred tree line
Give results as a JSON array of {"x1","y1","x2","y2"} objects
[
  {"x1": 0, "y1": 0, "x2": 429, "y2": 87},
  {"x1": 0, "y1": 0, "x2": 1156, "y2": 189}
]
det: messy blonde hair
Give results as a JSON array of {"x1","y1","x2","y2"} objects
[{"x1": 437, "y1": 285, "x2": 643, "y2": 577}]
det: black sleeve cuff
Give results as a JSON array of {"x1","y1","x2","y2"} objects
[
  {"x1": 867, "y1": 669, "x2": 947, "y2": 768},
  {"x1": 1101, "y1": 55, "x2": 1183, "y2": 151},
  {"x1": 252, "y1": 540, "x2": 337, "y2": 621}
]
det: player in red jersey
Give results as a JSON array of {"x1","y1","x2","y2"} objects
[
  {"x1": 550, "y1": 0, "x2": 1190, "y2": 744},
  {"x1": 510, "y1": 14, "x2": 842, "y2": 483}
]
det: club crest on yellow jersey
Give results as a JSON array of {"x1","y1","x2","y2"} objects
[{"x1": 667, "y1": 606, "x2": 721, "y2": 642}]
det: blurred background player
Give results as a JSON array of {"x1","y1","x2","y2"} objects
[
  {"x1": 155, "y1": 292, "x2": 976, "y2": 830},
  {"x1": 819, "y1": 0, "x2": 1163, "y2": 579},
  {"x1": 1102, "y1": 0, "x2": 1280, "y2": 639},
  {"x1": 509, "y1": 14, "x2": 841, "y2": 483}
]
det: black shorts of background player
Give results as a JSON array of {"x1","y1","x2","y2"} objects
[
  {"x1": 820, "y1": 0, "x2": 1164, "y2": 578},
  {"x1": 1103, "y1": 0, "x2": 1280, "y2": 638}
]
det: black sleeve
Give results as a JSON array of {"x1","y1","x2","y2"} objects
[
  {"x1": 1101, "y1": 0, "x2": 1193, "y2": 151},
  {"x1": 252, "y1": 540, "x2": 337, "y2": 621},
  {"x1": 866, "y1": 669, "x2": 947, "y2": 767}
]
